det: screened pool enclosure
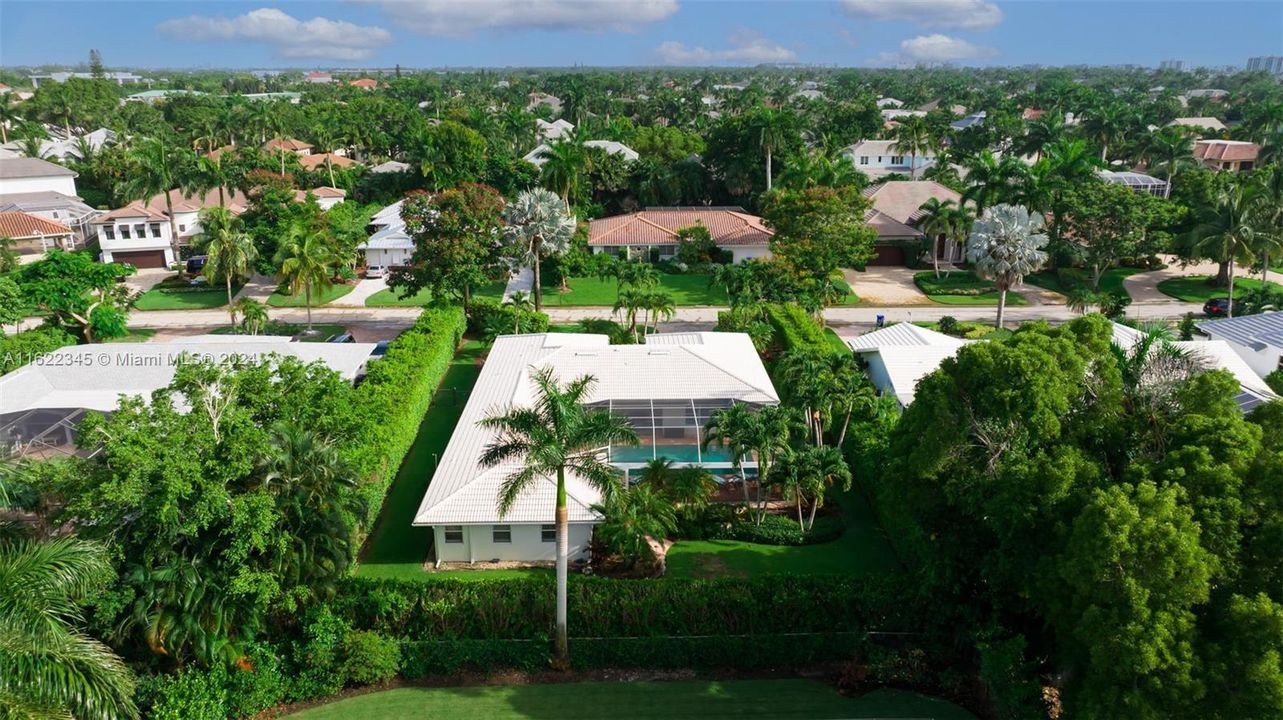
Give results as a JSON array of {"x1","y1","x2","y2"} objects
[{"x1": 586, "y1": 398, "x2": 766, "y2": 470}]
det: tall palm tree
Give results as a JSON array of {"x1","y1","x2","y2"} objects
[
  {"x1": 642, "y1": 289, "x2": 675, "y2": 336},
  {"x1": 1082, "y1": 103, "x2": 1133, "y2": 162},
  {"x1": 701, "y1": 403, "x2": 757, "y2": 512},
  {"x1": 1143, "y1": 129, "x2": 1198, "y2": 198},
  {"x1": 479, "y1": 368, "x2": 639, "y2": 669},
  {"x1": 590, "y1": 483, "x2": 677, "y2": 571},
  {"x1": 1015, "y1": 112, "x2": 1066, "y2": 161},
  {"x1": 961, "y1": 151, "x2": 1029, "y2": 214},
  {"x1": 503, "y1": 291, "x2": 536, "y2": 334},
  {"x1": 0, "y1": 99, "x2": 19, "y2": 144},
  {"x1": 703, "y1": 404, "x2": 794, "y2": 523},
  {"x1": 199, "y1": 207, "x2": 257, "y2": 326},
  {"x1": 755, "y1": 108, "x2": 792, "y2": 191},
  {"x1": 273, "y1": 222, "x2": 337, "y2": 332},
  {"x1": 918, "y1": 197, "x2": 958, "y2": 278},
  {"x1": 1191, "y1": 182, "x2": 1263, "y2": 318},
  {"x1": 503, "y1": 189, "x2": 577, "y2": 311},
  {"x1": 1252, "y1": 165, "x2": 1283, "y2": 285},
  {"x1": 894, "y1": 116, "x2": 932, "y2": 181},
  {"x1": 123, "y1": 137, "x2": 193, "y2": 269},
  {"x1": 966, "y1": 204, "x2": 1050, "y2": 329},
  {"x1": 539, "y1": 139, "x2": 587, "y2": 209},
  {"x1": 0, "y1": 537, "x2": 139, "y2": 720},
  {"x1": 190, "y1": 154, "x2": 237, "y2": 208}
]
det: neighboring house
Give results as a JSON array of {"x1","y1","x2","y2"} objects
[
  {"x1": 587, "y1": 207, "x2": 774, "y2": 263},
  {"x1": 861, "y1": 180, "x2": 962, "y2": 266},
  {"x1": 306, "y1": 71, "x2": 333, "y2": 84},
  {"x1": 845, "y1": 323, "x2": 970, "y2": 407},
  {"x1": 1186, "y1": 88, "x2": 1229, "y2": 100},
  {"x1": 950, "y1": 112, "x2": 986, "y2": 130},
  {"x1": 791, "y1": 89, "x2": 824, "y2": 101},
  {"x1": 294, "y1": 186, "x2": 347, "y2": 210},
  {"x1": 92, "y1": 188, "x2": 250, "y2": 268},
  {"x1": 357, "y1": 199, "x2": 412, "y2": 267},
  {"x1": 1198, "y1": 311, "x2": 1283, "y2": 381},
  {"x1": 0, "y1": 192, "x2": 99, "y2": 241},
  {"x1": 413, "y1": 331, "x2": 779, "y2": 566},
  {"x1": 298, "y1": 152, "x2": 357, "y2": 172},
  {"x1": 0, "y1": 128, "x2": 116, "y2": 162},
  {"x1": 1022, "y1": 108, "x2": 1046, "y2": 121},
  {"x1": 523, "y1": 140, "x2": 638, "y2": 168},
  {"x1": 0, "y1": 336, "x2": 377, "y2": 458},
  {"x1": 263, "y1": 138, "x2": 314, "y2": 156},
  {"x1": 125, "y1": 89, "x2": 207, "y2": 103},
  {"x1": 536, "y1": 118, "x2": 574, "y2": 141},
  {"x1": 841, "y1": 139, "x2": 937, "y2": 179},
  {"x1": 0, "y1": 211, "x2": 76, "y2": 261},
  {"x1": 876, "y1": 97, "x2": 904, "y2": 108},
  {"x1": 881, "y1": 109, "x2": 927, "y2": 121},
  {"x1": 1195, "y1": 140, "x2": 1260, "y2": 172},
  {"x1": 369, "y1": 160, "x2": 412, "y2": 174},
  {"x1": 1098, "y1": 170, "x2": 1168, "y2": 197},
  {"x1": 1167, "y1": 117, "x2": 1227, "y2": 133},
  {"x1": 348, "y1": 78, "x2": 379, "y2": 90},
  {"x1": 527, "y1": 92, "x2": 563, "y2": 113},
  {"x1": 244, "y1": 92, "x2": 302, "y2": 103},
  {"x1": 29, "y1": 71, "x2": 142, "y2": 88},
  {"x1": 0, "y1": 158, "x2": 78, "y2": 197}
]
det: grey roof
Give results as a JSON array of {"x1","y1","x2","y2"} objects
[
  {"x1": 0, "y1": 191, "x2": 95, "y2": 215},
  {"x1": 1198, "y1": 311, "x2": 1283, "y2": 351},
  {"x1": 369, "y1": 160, "x2": 412, "y2": 174},
  {"x1": 1099, "y1": 170, "x2": 1167, "y2": 187},
  {"x1": 0, "y1": 157, "x2": 77, "y2": 179}
]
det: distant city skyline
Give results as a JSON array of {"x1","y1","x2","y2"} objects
[{"x1": 1, "y1": 1, "x2": 1280, "y2": 71}]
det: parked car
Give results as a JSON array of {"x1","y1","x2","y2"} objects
[
  {"x1": 185, "y1": 256, "x2": 208, "y2": 276},
  {"x1": 365, "y1": 265, "x2": 386, "y2": 279},
  {"x1": 371, "y1": 340, "x2": 391, "y2": 357},
  {"x1": 1203, "y1": 298, "x2": 1237, "y2": 317},
  {"x1": 326, "y1": 333, "x2": 355, "y2": 343}
]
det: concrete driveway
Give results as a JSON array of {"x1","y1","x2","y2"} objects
[
  {"x1": 123, "y1": 268, "x2": 171, "y2": 294},
  {"x1": 842, "y1": 266, "x2": 931, "y2": 305},
  {"x1": 329, "y1": 277, "x2": 389, "y2": 307}
]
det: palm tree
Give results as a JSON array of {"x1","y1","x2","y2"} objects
[
  {"x1": 0, "y1": 537, "x2": 139, "y2": 720},
  {"x1": 754, "y1": 108, "x2": 792, "y2": 191},
  {"x1": 1082, "y1": 103, "x2": 1133, "y2": 161},
  {"x1": 1014, "y1": 112, "x2": 1065, "y2": 161},
  {"x1": 638, "y1": 459, "x2": 717, "y2": 511},
  {"x1": 966, "y1": 204, "x2": 1050, "y2": 329},
  {"x1": 773, "y1": 445, "x2": 851, "y2": 531},
  {"x1": 0, "y1": 98, "x2": 19, "y2": 144},
  {"x1": 894, "y1": 116, "x2": 933, "y2": 180},
  {"x1": 273, "y1": 222, "x2": 337, "y2": 332},
  {"x1": 1191, "y1": 182, "x2": 1263, "y2": 318},
  {"x1": 1143, "y1": 129, "x2": 1198, "y2": 198},
  {"x1": 235, "y1": 297, "x2": 269, "y2": 335},
  {"x1": 961, "y1": 151, "x2": 1028, "y2": 214},
  {"x1": 613, "y1": 287, "x2": 647, "y2": 341},
  {"x1": 701, "y1": 403, "x2": 757, "y2": 512},
  {"x1": 918, "y1": 197, "x2": 957, "y2": 278},
  {"x1": 641, "y1": 289, "x2": 675, "y2": 336},
  {"x1": 503, "y1": 291, "x2": 535, "y2": 334},
  {"x1": 539, "y1": 139, "x2": 587, "y2": 210},
  {"x1": 1249, "y1": 165, "x2": 1283, "y2": 286},
  {"x1": 479, "y1": 368, "x2": 639, "y2": 669},
  {"x1": 199, "y1": 207, "x2": 257, "y2": 326},
  {"x1": 123, "y1": 137, "x2": 193, "y2": 269},
  {"x1": 590, "y1": 483, "x2": 677, "y2": 571},
  {"x1": 190, "y1": 154, "x2": 237, "y2": 208},
  {"x1": 503, "y1": 189, "x2": 577, "y2": 311}
]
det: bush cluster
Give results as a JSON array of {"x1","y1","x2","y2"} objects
[
  {"x1": 717, "y1": 308, "x2": 774, "y2": 351},
  {"x1": 765, "y1": 303, "x2": 828, "y2": 352},
  {"x1": 710, "y1": 514, "x2": 846, "y2": 546},
  {"x1": 0, "y1": 326, "x2": 76, "y2": 374},
  {"x1": 466, "y1": 297, "x2": 549, "y2": 339}
]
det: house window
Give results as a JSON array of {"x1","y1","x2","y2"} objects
[
  {"x1": 859, "y1": 156, "x2": 869, "y2": 165},
  {"x1": 103, "y1": 226, "x2": 115, "y2": 240},
  {"x1": 541, "y1": 525, "x2": 556, "y2": 543},
  {"x1": 134, "y1": 223, "x2": 145, "y2": 239},
  {"x1": 179, "y1": 224, "x2": 186, "y2": 233},
  {"x1": 120, "y1": 225, "x2": 130, "y2": 239},
  {"x1": 492, "y1": 525, "x2": 512, "y2": 543},
  {"x1": 890, "y1": 156, "x2": 905, "y2": 165},
  {"x1": 443, "y1": 526, "x2": 463, "y2": 544},
  {"x1": 149, "y1": 223, "x2": 161, "y2": 237}
]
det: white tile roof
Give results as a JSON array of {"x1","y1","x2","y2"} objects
[
  {"x1": 1198, "y1": 311, "x2": 1283, "y2": 351},
  {"x1": 357, "y1": 224, "x2": 414, "y2": 250},
  {"x1": 871, "y1": 345, "x2": 965, "y2": 406},
  {"x1": 370, "y1": 199, "x2": 405, "y2": 229},
  {"x1": 522, "y1": 140, "x2": 639, "y2": 167},
  {"x1": 845, "y1": 323, "x2": 969, "y2": 351},
  {"x1": 0, "y1": 340, "x2": 377, "y2": 416},
  {"x1": 413, "y1": 332, "x2": 778, "y2": 526},
  {"x1": 369, "y1": 160, "x2": 411, "y2": 174}
]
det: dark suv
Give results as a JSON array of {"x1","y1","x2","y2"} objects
[{"x1": 1203, "y1": 298, "x2": 1236, "y2": 317}]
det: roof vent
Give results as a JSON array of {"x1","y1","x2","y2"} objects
[
  {"x1": 648, "y1": 350, "x2": 671, "y2": 356},
  {"x1": 574, "y1": 352, "x2": 599, "y2": 357}
]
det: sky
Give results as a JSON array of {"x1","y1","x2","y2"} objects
[{"x1": 0, "y1": 1, "x2": 1279, "y2": 70}]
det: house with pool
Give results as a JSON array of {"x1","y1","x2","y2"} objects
[{"x1": 413, "y1": 331, "x2": 779, "y2": 567}]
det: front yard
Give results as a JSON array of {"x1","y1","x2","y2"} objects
[
  {"x1": 268, "y1": 283, "x2": 356, "y2": 307},
  {"x1": 541, "y1": 273, "x2": 858, "y2": 307},
  {"x1": 913, "y1": 271, "x2": 1027, "y2": 306},
  {"x1": 133, "y1": 276, "x2": 242, "y2": 311},
  {"x1": 286, "y1": 680, "x2": 976, "y2": 720},
  {"x1": 366, "y1": 281, "x2": 507, "y2": 307},
  {"x1": 1156, "y1": 275, "x2": 1283, "y2": 302},
  {"x1": 1024, "y1": 266, "x2": 1147, "y2": 298}
]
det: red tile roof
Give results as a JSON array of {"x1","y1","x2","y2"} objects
[
  {"x1": 94, "y1": 188, "x2": 249, "y2": 224},
  {"x1": 588, "y1": 208, "x2": 773, "y2": 247},
  {"x1": 1195, "y1": 140, "x2": 1260, "y2": 163},
  {"x1": 298, "y1": 153, "x2": 357, "y2": 170},
  {"x1": 294, "y1": 186, "x2": 347, "y2": 201},
  {"x1": 0, "y1": 211, "x2": 72, "y2": 239},
  {"x1": 263, "y1": 137, "x2": 313, "y2": 152},
  {"x1": 349, "y1": 78, "x2": 378, "y2": 89}
]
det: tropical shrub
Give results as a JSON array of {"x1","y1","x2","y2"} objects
[
  {"x1": 0, "y1": 326, "x2": 76, "y2": 374},
  {"x1": 137, "y1": 666, "x2": 230, "y2": 720},
  {"x1": 466, "y1": 297, "x2": 548, "y2": 338},
  {"x1": 937, "y1": 316, "x2": 962, "y2": 336},
  {"x1": 341, "y1": 631, "x2": 402, "y2": 686},
  {"x1": 765, "y1": 303, "x2": 828, "y2": 352},
  {"x1": 579, "y1": 317, "x2": 635, "y2": 344},
  {"x1": 1266, "y1": 369, "x2": 1283, "y2": 395},
  {"x1": 716, "y1": 308, "x2": 774, "y2": 351},
  {"x1": 710, "y1": 513, "x2": 846, "y2": 546}
]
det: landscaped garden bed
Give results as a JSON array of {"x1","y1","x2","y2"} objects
[{"x1": 913, "y1": 271, "x2": 1027, "y2": 305}]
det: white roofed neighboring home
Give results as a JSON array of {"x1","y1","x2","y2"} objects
[
  {"x1": 840, "y1": 140, "x2": 936, "y2": 181},
  {"x1": 1197, "y1": 311, "x2": 1283, "y2": 384},
  {"x1": 357, "y1": 199, "x2": 413, "y2": 268},
  {"x1": 293, "y1": 186, "x2": 347, "y2": 210},
  {"x1": 523, "y1": 140, "x2": 638, "y2": 168},
  {"x1": 0, "y1": 157, "x2": 78, "y2": 197},
  {"x1": 536, "y1": 118, "x2": 575, "y2": 141}
]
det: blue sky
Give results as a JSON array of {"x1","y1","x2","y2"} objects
[{"x1": 1, "y1": 1, "x2": 1279, "y2": 70}]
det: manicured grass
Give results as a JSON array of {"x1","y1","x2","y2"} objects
[
  {"x1": 134, "y1": 283, "x2": 242, "y2": 311},
  {"x1": 207, "y1": 323, "x2": 348, "y2": 342},
  {"x1": 913, "y1": 271, "x2": 1027, "y2": 306},
  {"x1": 1156, "y1": 275, "x2": 1283, "y2": 303},
  {"x1": 540, "y1": 274, "x2": 859, "y2": 307},
  {"x1": 366, "y1": 281, "x2": 507, "y2": 307},
  {"x1": 666, "y1": 493, "x2": 898, "y2": 579},
  {"x1": 1025, "y1": 266, "x2": 1148, "y2": 298},
  {"x1": 823, "y1": 328, "x2": 850, "y2": 355},
  {"x1": 268, "y1": 283, "x2": 356, "y2": 307},
  {"x1": 917, "y1": 320, "x2": 1014, "y2": 341},
  {"x1": 286, "y1": 680, "x2": 976, "y2": 720},
  {"x1": 356, "y1": 340, "x2": 487, "y2": 581},
  {"x1": 102, "y1": 328, "x2": 157, "y2": 343}
]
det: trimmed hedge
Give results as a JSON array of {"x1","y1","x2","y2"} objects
[
  {"x1": 342, "y1": 305, "x2": 466, "y2": 527},
  {"x1": 0, "y1": 326, "x2": 77, "y2": 374},
  {"x1": 765, "y1": 303, "x2": 828, "y2": 352}
]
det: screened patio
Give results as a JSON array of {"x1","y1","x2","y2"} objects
[{"x1": 586, "y1": 398, "x2": 765, "y2": 468}]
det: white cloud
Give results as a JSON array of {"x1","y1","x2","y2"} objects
[
  {"x1": 655, "y1": 30, "x2": 796, "y2": 65},
  {"x1": 842, "y1": 0, "x2": 1003, "y2": 31},
  {"x1": 367, "y1": 0, "x2": 679, "y2": 36},
  {"x1": 868, "y1": 33, "x2": 998, "y2": 66},
  {"x1": 157, "y1": 8, "x2": 392, "y2": 61}
]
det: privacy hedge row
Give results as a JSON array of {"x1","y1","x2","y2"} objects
[
  {"x1": 341, "y1": 304, "x2": 466, "y2": 527},
  {"x1": 765, "y1": 302, "x2": 828, "y2": 352},
  {"x1": 0, "y1": 326, "x2": 76, "y2": 374},
  {"x1": 334, "y1": 575, "x2": 913, "y2": 641}
]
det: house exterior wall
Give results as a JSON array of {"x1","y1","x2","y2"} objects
[
  {"x1": 730, "y1": 245, "x2": 773, "y2": 263},
  {"x1": 96, "y1": 218, "x2": 173, "y2": 256},
  {"x1": 861, "y1": 353, "x2": 896, "y2": 404},
  {"x1": 362, "y1": 247, "x2": 412, "y2": 268},
  {"x1": 433, "y1": 523, "x2": 593, "y2": 564},
  {"x1": 0, "y1": 175, "x2": 77, "y2": 197},
  {"x1": 1205, "y1": 334, "x2": 1283, "y2": 378}
]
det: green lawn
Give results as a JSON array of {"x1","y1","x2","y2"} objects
[
  {"x1": 207, "y1": 323, "x2": 348, "y2": 342},
  {"x1": 102, "y1": 328, "x2": 157, "y2": 343},
  {"x1": 134, "y1": 282, "x2": 242, "y2": 311},
  {"x1": 1156, "y1": 275, "x2": 1283, "y2": 303},
  {"x1": 286, "y1": 680, "x2": 975, "y2": 720},
  {"x1": 356, "y1": 340, "x2": 487, "y2": 581},
  {"x1": 666, "y1": 492, "x2": 899, "y2": 579},
  {"x1": 823, "y1": 328, "x2": 850, "y2": 355},
  {"x1": 539, "y1": 274, "x2": 858, "y2": 307},
  {"x1": 913, "y1": 271, "x2": 1027, "y2": 306},
  {"x1": 916, "y1": 320, "x2": 1013, "y2": 341},
  {"x1": 366, "y1": 281, "x2": 507, "y2": 307},
  {"x1": 268, "y1": 283, "x2": 356, "y2": 307},
  {"x1": 1025, "y1": 266, "x2": 1148, "y2": 298}
]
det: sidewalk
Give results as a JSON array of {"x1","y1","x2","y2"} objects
[
  {"x1": 1123, "y1": 255, "x2": 1283, "y2": 304},
  {"x1": 231, "y1": 273, "x2": 277, "y2": 304}
]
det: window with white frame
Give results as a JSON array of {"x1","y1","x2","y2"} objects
[
  {"x1": 103, "y1": 226, "x2": 115, "y2": 240},
  {"x1": 134, "y1": 223, "x2": 145, "y2": 239},
  {"x1": 443, "y1": 526, "x2": 463, "y2": 544},
  {"x1": 492, "y1": 525, "x2": 512, "y2": 543},
  {"x1": 859, "y1": 156, "x2": 869, "y2": 165},
  {"x1": 541, "y1": 524, "x2": 556, "y2": 542},
  {"x1": 890, "y1": 156, "x2": 904, "y2": 165},
  {"x1": 120, "y1": 225, "x2": 130, "y2": 239},
  {"x1": 149, "y1": 223, "x2": 161, "y2": 237}
]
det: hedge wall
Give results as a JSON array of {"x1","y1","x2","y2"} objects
[
  {"x1": 341, "y1": 304, "x2": 466, "y2": 527},
  {"x1": 765, "y1": 303, "x2": 828, "y2": 353},
  {"x1": 0, "y1": 326, "x2": 77, "y2": 374}
]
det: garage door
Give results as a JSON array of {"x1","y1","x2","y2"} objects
[
  {"x1": 113, "y1": 250, "x2": 167, "y2": 269},
  {"x1": 867, "y1": 245, "x2": 906, "y2": 266}
]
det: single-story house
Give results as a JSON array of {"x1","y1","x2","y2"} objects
[
  {"x1": 413, "y1": 331, "x2": 779, "y2": 566},
  {"x1": 0, "y1": 191, "x2": 100, "y2": 241},
  {"x1": 0, "y1": 157, "x2": 78, "y2": 197},
  {"x1": 1168, "y1": 117, "x2": 1227, "y2": 133},
  {"x1": 0, "y1": 211, "x2": 76, "y2": 261},
  {"x1": 861, "y1": 180, "x2": 963, "y2": 266},
  {"x1": 840, "y1": 140, "x2": 936, "y2": 180},
  {"x1": 263, "y1": 138, "x2": 313, "y2": 156},
  {"x1": 349, "y1": 78, "x2": 379, "y2": 90},
  {"x1": 1195, "y1": 140, "x2": 1260, "y2": 172},
  {"x1": 876, "y1": 97, "x2": 904, "y2": 108},
  {"x1": 527, "y1": 92, "x2": 563, "y2": 113},
  {"x1": 125, "y1": 89, "x2": 207, "y2": 103},
  {"x1": 523, "y1": 140, "x2": 638, "y2": 168},
  {"x1": 0, "y1": 336, "x2": 378, "y2": 457},
  {"x1": 1197, "y1": 311, "x2": 1283, "y2": 381},
  {"x1": 369, "y1": 160, "x2": 412, "y2": 174},
  {"x1": 880, "y1": 109, "x2": 927, "y2": 122},
  {"x1": 306, "y1": 71, "x2": 332, "y2": 84},
  {"x1": 92, "y1": 188, "x2": 250, "y2": 268},
  {"x1": 536, "y1": 118, "x2": 574, "y2": 141},
  {"x1": 294, "y1": 186, "x2": 347, "y2": 210},
  {"x1": 0, "y1": 128, "x2": 116, "y2": 162},
  {"x1": 358, "y1": 199, "x2": 412, "y2": 267},
  {"x1": 587, "y1": 207, "x2": 774, "y2": 264},
  {"x1": 298, "y1": 152, "x2": 357, "y2": 172},
  {"x1": 950, "y1": 112, "x2": 987, "y2": 130}
]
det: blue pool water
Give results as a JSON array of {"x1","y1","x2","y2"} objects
[{"x1": 611, "y1": 445, "x2": 737, "y2": 464}]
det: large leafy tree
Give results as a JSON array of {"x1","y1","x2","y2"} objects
[
  {"x1": 965, "y1": 204, "x2": 1049, "y2": 328},
  {"x1": 1060, "y1": 180, "x2": 1172, "y2": 288},
  {"x1": 1190, "y1": 179, "x2": 1263, "y2": 315},
  {"x1": 20, "y1": 250, "x2": 135, "y2": 342},
  {"x1": 502, "y1": 188, "x2": 577, "y2": 311},
  {"x1": 479, "y1": 368, "x2": 639, "y2": 669},
  {"x1": 415, "y1": 120, "x2": 488, "y2": 191},
  {"x1": 394, "y1": 184, "x2": 506, "y2": 310},
  {"x1": 760, "y1": 186, "x2": 876, "y2": 309}
]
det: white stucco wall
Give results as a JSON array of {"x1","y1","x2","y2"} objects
[
  {"x1": 362, "y1": 247, "x2": 412, "y2": 268},
  {"x1": 730, "y1": 245, "x2": 772, "y2": 263},
  {"x1": 432, "y1": 523, "x2": 594, "y2": 564},
  {"x1": 0, "y1": 175, "x2": 77, "y2": 196},
  {"x1": 1206, "y1": 333, "x2": 1282, "y2": 378}
]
